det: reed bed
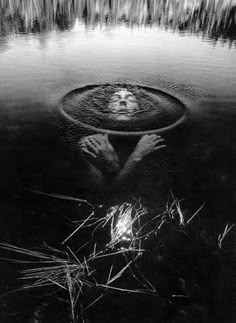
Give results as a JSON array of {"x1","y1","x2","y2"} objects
[
  {"x1": 0, "y1": 194, "x2": 234, "y2": 322},
  {"x1": 0, "y1": 0, "x2": 235, "y2": 40}
]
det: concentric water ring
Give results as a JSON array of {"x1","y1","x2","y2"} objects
[{"x1": 59, "y1": 82, "x2": 188, "y2": 136}]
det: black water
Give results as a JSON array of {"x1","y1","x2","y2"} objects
[{"x1": 0, "y1": 0, "x2": 236, "y2": 322}]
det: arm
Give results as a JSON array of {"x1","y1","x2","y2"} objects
[
  {"x1": 78, "y1": 133, "x2": 166, "y2": 190},
  {"x1": 78, "y1": 134, "x2": 120, "y2": 187},
  {"x1": 109, "y1": 134, "x2": 166, "y2": 190}
]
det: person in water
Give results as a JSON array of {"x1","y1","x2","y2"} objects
[{"x1": 78, "y1": 88, "x2": 166, "y2": 191}]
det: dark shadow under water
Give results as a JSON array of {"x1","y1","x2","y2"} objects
[{"x1": 0, "y1": 98, "x2": 236, "y2": 322}]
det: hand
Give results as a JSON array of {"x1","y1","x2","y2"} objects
[
  {"x1": 78, "y1": 134, "x2": 111, "y2": 158},
  {"x1": 133, "y1": 134, "x2": 166, "y2": 159},
  {"x1": 78, "y1": 134, "x2": 120, "y2": 172}
]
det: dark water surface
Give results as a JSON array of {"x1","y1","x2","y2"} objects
[{"x1": 0, "y1": 0, "x2": 236, "y2": 322}]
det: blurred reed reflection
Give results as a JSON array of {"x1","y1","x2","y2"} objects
[{"x1": 0, "y1": 0, "x2": 235, "y2": 42}]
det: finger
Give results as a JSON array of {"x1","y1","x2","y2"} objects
[
  {"x1": 150, "y1": 134, "x2": 161, "y2": 139},
  {"x1": 78, "y1": 141, "x2": 86, "y2": 148},
  {"x1": 150, "y1": 134, "x2": 159, "y2": 138},
  {"x1": 91, "y1": 136, "x2": 103, "y2": 146},
  {"x1": 87, "y1": 135, "x2": 101, "y2": 144},
  {"x1": 151, "y1": 134, "x2": 162, "y2": 139},
  {"x1": 154, "y1": 138, "x2": 165, "y2": 144},
  {"x1": 88, "y1": 138, "x2": 99, "y2": 148},
  {"x1": 78, "y1": 138, "x2": 87, "y2": 146},
  {"x1": 81, "y1": 138, "x2": 90, "y2": 148},
  {"x1": 82, "y1": 141, "x2": 98, "y2": 153},
  {"x1": 78, "y1": 144, "x2": 88, "y2": 152},
  {"x1": 81, "y1": 148, "x2": 96, "y2": 158},
  {"x1": 155, "y1": 144, "x2": 167, "y2": 150}
]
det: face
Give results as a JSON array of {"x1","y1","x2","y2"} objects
[{"x1": 108, "y1": 89, "x2": 139, "y2": 121}]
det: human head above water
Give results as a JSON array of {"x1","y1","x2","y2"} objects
[{"x1": 108, "y1": 88, "x2": 139, "y2": 121}]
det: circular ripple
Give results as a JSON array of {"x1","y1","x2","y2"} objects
[{"x1": 59, "y1": 82, "x2": 187, "y2": 136}]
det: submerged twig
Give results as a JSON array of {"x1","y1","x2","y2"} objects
[
  {"x1": 218, "y1": 223, "x2": 236, "y2": 249},
  {"x1": 30, "y1": 190, "x2": 94, "y2": 208},
  {"x1": 187, "y1": 202, "x2": 206, "y2": 224}
]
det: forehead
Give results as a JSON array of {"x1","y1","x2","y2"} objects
[{"x1": 112, "y1": 89, "x2": 134, "y2": 97}]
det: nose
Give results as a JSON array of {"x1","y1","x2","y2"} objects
[{"x1": 119, "y1": 100, "x2": 127, "y2": 105}]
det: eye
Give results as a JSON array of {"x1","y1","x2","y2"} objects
[
  {"x1": 111, "y1": 95, "x2": 121, "y2": 101},
  {"x1": 125, "y1": 94, "x2": 136, "y2": 101},
  {"x1": 129, "y1": 98, "x2": 137, "y2": 104}
]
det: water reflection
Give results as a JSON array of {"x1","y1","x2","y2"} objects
[{"x1": 0, "y1": 0, "x2": 235, "y2": 43}]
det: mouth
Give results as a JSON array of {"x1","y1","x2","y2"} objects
[
  {"x1": 115, "y1": 111, "x2": 127, "y2": 115},
  {"x1": 114, "y1": 114, "x2": 131, "y2": 121}
]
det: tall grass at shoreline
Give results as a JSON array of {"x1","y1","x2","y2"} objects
[{"x1": 0, "y1": 0, "x2": 235, "y2": 41}]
